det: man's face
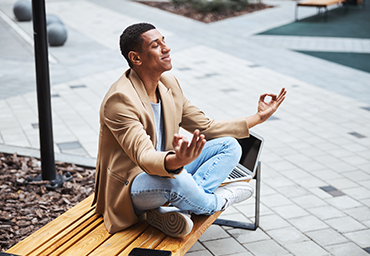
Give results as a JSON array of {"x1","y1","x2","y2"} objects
[{"x1": 138, "y1": 29, "x2": 172, "y2": 74}]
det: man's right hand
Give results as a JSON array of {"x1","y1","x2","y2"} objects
[{"x1": 165, "y1": 129, "x2": 206, "y2": 172}]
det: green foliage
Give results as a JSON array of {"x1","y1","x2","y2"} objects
[{"x1": 172, "y1": 0, "x2": 251, "y2": 13}]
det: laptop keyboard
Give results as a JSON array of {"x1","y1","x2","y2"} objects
[
  {"x1": 223, "y1": 164, "x2": 253, "y2": 184},
  {"x1": 229, "y1": 167, "x2": 248, "y2": 179}
]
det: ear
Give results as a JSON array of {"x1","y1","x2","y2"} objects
[{"x1": 128, "y1": 51, "x2": 142, "y2": 66}]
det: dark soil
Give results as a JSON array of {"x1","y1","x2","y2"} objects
[
  {"x1": 137, "y1": 1, "x2": 273, "y2": 23},
  {"x1": 0, "y1": 152, "x2": 95, "y2": 252}
]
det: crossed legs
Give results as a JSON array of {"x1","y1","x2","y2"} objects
[{"x1": 130, "y1": 137, "x2": 242, "y2": 215}]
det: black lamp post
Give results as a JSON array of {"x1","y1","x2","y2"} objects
[{"x1": 29, "y1": 0, "x2": 71, "y2": 189}]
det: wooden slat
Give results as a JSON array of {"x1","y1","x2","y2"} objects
[
  {"x1": 49, "y1": 217, "x2": 104, "y2": 256},
  {"x1": 89, "y1": 220, "x2": 150, "y2": 256},
  {"x1": 118, "y1": 227, "x2": 167, "y2": 256},
  {"x1": 156, "y1": 211, "x2": 222, "y2": 256},
  {"x1": 7, "y1": 193, "x2": 223, "y2": 256},
  {"x1": 29, "y1": 209, "x2": 99, "y2": 256},
  {"x1": 7, "y1": 195, "x2": 95, "y2": 256},
  {"x1": 57, "y1": 221, "x2": 111, "y2": 256}
]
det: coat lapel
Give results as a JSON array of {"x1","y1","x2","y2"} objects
[{"x1": 128, "y1": 69, "x2": 156, "y2": 146}]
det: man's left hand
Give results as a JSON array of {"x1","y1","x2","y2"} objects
[{"x1": 257, "y1": 87, "x2": 287, "y2": 123}]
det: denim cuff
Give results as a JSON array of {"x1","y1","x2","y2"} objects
[{"x1": 215, "y1": 194, "x2": 227, "y2": 212}]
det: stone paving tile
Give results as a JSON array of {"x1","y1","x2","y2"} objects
[
  {"x1": 260, "y1": 193, "x2": 293, "y2": 208},
  {"x1": 288, "y1": 215, "x2": 329, "y2": 233},
  {"x1": 283, "y1": 240, "x2": 330, "y2": 256},
  {"x1": 259, "y1": 181, "x2": 279, "y2": 196},
  {"x1": 235, "y1": 200, "x2": 274, "y2": 218},
  {"x1": 202, "y1": 237, "x2": 248, "y2": 256},
  {"x1": 325, "y1": 242, "x2": 370, "y2": 256},
  {"x1": 218, "y1": 212, "x2": 252, "y2": 226},
  {"x1": 344, "y1": 229, "x2": 370, "y2": 248},
  {"x1": 301, "y1": 161, "x2": 325, "y2": 173},
  {"x1": 199, "y1": 225, "x2": 230, "y2": 242},
  {"x1": 273, "y1": 184, "x2": 311, "y2": 198},
  {"x1": 228, "y1": 227, "x2": 271, "y2": 244},
  {"x1": 305, "y1": 229, "x2": 348, "y2": 247},
  {"x1": 185, "y1": 251, "x2": 213, "y2": 256},
  {"x1": 308, "y1": 187, "x2": 334, "y2": 200},
  {"x1": 325, "y1": 216, "x2": 367, "y2": 233},
  {"x1": 291, "y1": 194, "x2": 328, "y2": 209},
  {"x1": 271, "y1": 204, "x2": 310, "y2": 219},
  {"x1": 342, "y1": 186, "x2": 370, "y2": 200},
  {"x1": 326, "y1": 177, "x2": 361, "y2": 190},
  {"x1": 223, "y1": 252, "x2": 254, "y2": 256},
  {"x1": 263, "y1": 175, "x2": 296, "y2": 188},
  {"x1": 259, "y1": 214, "x2": 291, "y2": 231},
  {"x1": 327, "y1": 161, "x2": 358, "y2": 174},
  {"x1": 187, "y1": 241, "x2": 206, "y2": 253},
  {"x1": 325, "y1": 195, "x2": 363, "y2": 210},
  {"x1": 343, "y1": 206, "x2": 370, "y2": 222},
  {"x1": 307, "y1": 205, "x2": 347, "y2": 221},
  {"x1": 294, "y1": 175, "x2": 329, "y2": 189},
  {"x1": 311, "y1": 169, "x2": 344, "y2": 181},
  {"x1": 267, "y1": 226, "x2": 309, "y2": 245},
  {"x1": 279, "y1": 168, "x2": 312, "y2": 180},
  {"x1": 244, "y1": 239, "x2": 290, "y2": 256}
]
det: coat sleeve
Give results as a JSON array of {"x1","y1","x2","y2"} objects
[
  {"x1": 102, "y1": 91, "x2": 175, "y2": 178},
  {"x1": 181, "y1": 98, "x2": 250, "y2": 139},
  {"x1": 171, "y1": 78, "x2": 249, "y2": 139}
]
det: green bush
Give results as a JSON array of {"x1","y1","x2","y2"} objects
[{"x1": 172, "y1": 0, "x2": 251, "y2": 13}]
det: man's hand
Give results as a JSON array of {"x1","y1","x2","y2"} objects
[
  {"x1": 246, "y1": 88, "x2": 287, "y2": 128},
  {"x1": 257, "y1": 87, "x2": 287, "y2": 123},
  {"x1": 165, "y1": 130, "x2": 206, "y2": 172}
]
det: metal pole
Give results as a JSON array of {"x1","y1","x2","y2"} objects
[{"x1": 31, "y1": 0, "x2": 56, "y2": 180}]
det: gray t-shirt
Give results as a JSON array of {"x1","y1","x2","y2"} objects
[{"x1": 151, "y1": 98, "x2": 165, "y2": 151}]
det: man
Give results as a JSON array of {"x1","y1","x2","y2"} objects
[{"x1": 93, "y1": 23, "x2": 286, "y2": 237}]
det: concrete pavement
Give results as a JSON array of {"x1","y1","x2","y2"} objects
[{"x1": 1, "y1": 0, "x2": 369, "y2": 255}]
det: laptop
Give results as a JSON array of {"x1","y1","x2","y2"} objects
[{"x1": 222, "y1": 132, "x2": 264, "y2": 184}]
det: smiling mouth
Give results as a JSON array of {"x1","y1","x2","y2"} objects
[{"x1": 162, "y1": 55, "x2": 171, "y2": 61}]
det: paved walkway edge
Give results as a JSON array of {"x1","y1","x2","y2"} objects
[{"x1": 0, "y1": 143, "x2": 96, "y2": 168}]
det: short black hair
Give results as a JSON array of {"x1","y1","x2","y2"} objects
[{"x1": 119, "y1": 23, "x2": 156, "y2": 68}]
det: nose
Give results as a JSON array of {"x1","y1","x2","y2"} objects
[{"x1": 162, "y1": 43, "x2": 171, "y2": 53}]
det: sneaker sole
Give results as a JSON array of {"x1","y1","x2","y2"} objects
[{"x1": 146, "y1": 209, "x2": 193, "y2": 237}]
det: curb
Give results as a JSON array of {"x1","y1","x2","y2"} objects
[{"x1": 0, "y1": 144, "x2": 96, "y2": 168}]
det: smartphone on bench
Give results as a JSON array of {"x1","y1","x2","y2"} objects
[{"x1": 129, "y1": 248, "x2": 172, "y2": 256}]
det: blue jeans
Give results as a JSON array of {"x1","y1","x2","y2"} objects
[{"x1": 130, "y1": 137, "x2": 242, "y2": 215}]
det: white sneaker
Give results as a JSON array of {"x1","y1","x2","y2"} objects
[
  {"x1": 146, "y1": 207, "x2": 193, "y2": 237},
  {"x1": 214, "y1": 182, "x2": 254, "y2": 209}
]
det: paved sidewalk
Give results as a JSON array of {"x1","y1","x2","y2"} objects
[{"x1": 1, "y1": 0, "x2": 370, "y2": 255}]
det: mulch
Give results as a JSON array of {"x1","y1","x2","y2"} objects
[
  {"x1": 0, "y1": 152, "x2": 95, "y2": 252},
  {"x1": 137, "y1": 1, "x2": 273, "y2": 23}
]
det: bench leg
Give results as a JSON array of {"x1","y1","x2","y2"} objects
[
  {"x1": 295, "y1": 5, "x2": 299, "y2": 21},
  {"x1": 343, "y1": 1, "x2": 350, "y2": 14},
  {"x1": 213, "y1": 162, "x2": 261, "y2": 231}
]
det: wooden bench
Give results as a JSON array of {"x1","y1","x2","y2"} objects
[
  {"x1": 295, "y1": 0, "x2": 347, "y2": 21},
  {"x1": 5, "y1": 194, "x2": 221, "y2": 256},
  {"x1": 6, "y1": 163, "x2": 261, "y2": 256}
]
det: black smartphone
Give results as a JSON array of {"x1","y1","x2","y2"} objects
[{"x1": 129, "y1": 248, "x2": 172, "y2": 256}]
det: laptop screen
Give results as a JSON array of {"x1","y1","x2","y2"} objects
[{"x1": 237, "y1": 132, "x2": 264, "y2": 175}]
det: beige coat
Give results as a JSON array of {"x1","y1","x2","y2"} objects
[{"x1": 93, "y1": 68, "x2": 250, "y2": 234}]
